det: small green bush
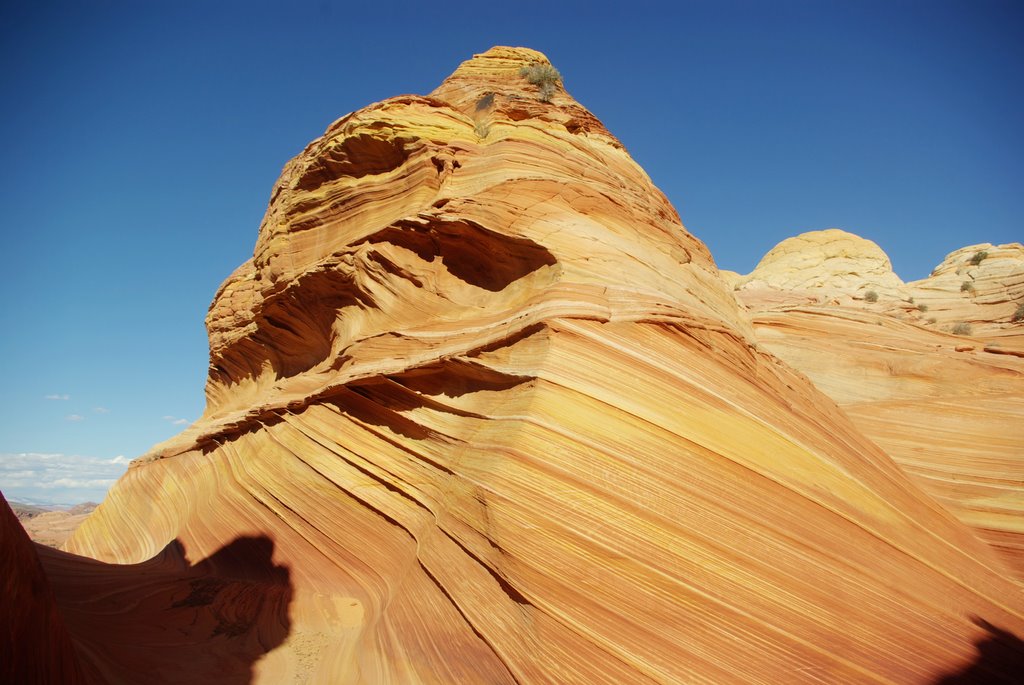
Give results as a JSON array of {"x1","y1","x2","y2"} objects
[
  {"x1": 969, "y1": 250, "x2": 989, "y2": 266},
  {"x1": 864, "y1": 290, "x2": 879, "y2": 303},
  {"x1": 926, "y1": 317, "x2": 937, "y2": 324},
  {"x1": 917, "y1": 303, "x2": 929, "y2": 312},
  {"x1": 519, "y1": 63, "x2": 561, "y2": 102},
  {"x1": 907, "y1": 297, "x2": 915, "y2": 304},
  {"x1": 952, "y1": 322, "x2": 972, "y2": 335},
  {"x1": 961, "y1": 281, "x2": 975, "y2": 293},
  {"x1": 1012, "y1": 302, "x2": 1024, "y2": 323}
]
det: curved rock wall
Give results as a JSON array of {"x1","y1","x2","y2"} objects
[
  {"x1": 1, "y1": 494, "x2": 87, "y2": 684},
  {"x1": 56, "y1": 49, "x2": 1024, "y2": 684}
]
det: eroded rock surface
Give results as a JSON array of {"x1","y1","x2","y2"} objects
[
  {"x1": 730, "y1": 228, "x2": 906, "y2": 298},
  {"x1": 732, "y1": 228, "x2": 1024, "y2": 334},
  {"x1": 736, "y1": 231, "x2": 1024, "y2": 578},
  {"x1": 1, "y1": 494, "x2": 87, "y2": 684},
  {"x1": 54, "y1": 49, "x2": 1024, "y2": 683},
  {"x1": 906, "y1": 242, "x2": 1024, "y2": 332}
]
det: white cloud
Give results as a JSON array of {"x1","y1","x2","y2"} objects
[
  {"x1": 45, "y1": 477, "x2": 116, "y2": 489},
  {"x1": 93, "y1": 407, "x2": 110, "y2": 414},
  {"x1": 45, "y1": 394, "x2": 70, "y2": 401},
  {"x1": 65, "y1": 414, "x2": 85, "y2": 422},
  {"x1": 0, "y1": 452, "x2": 130, "y2": 505},
  {"x1": 163, "y1": 416, "x2": 191, "y2": 426}
]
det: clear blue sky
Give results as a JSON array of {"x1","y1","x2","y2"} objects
[{"x1": 1, "y1": 0, "x2": 1021, "y2": 503}]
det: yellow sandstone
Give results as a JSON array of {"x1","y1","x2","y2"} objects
[{"x1": 36, "y1": 49, "x2": 1024, "y2": 683}]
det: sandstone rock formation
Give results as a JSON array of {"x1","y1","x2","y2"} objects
[
  {"x1": 735, "y1": 230, "x2": 1024, "y2": 578},
  {"x1": 728, "y1": 228, "x2": 906, "y2": 300},
  {"x1": 47, "y1": 49, "x2": 1024, "y2": 683},
  {"x1": 906, "y1": 242, "x2": 1024, "y2": 332},
  {"x1": 731, "y1": 228, "x2": 1024, "y2": 334},
  {"x1": 1, "y1": 494, "x2": 86, "y2": 684},
  {"x1": 39, "y1": 534, "x2": 291, "y2": 685}
]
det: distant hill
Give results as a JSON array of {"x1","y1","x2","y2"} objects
[
  {"x1": 9, "y1": 501, "x2": 51, "y2": 520},
  {"x1": 6, "y1": 498, "x2": 97, "y2": 548}
]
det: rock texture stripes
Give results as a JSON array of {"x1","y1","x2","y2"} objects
[
  {"x1": 21, "y1": 49, "x2": 1023, "y2": 683},
  {"x1": 733, "y1": 229, "x2": 1024, "y2": 582}
]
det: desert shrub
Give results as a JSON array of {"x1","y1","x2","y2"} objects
[
  {"x1": 519, "y1": 63, "x2": 561, "y2": 102},
  {"x1": 1013, "y1": 302, "x2": 1024, "y2": 322},
  {"x1": 864, "y1": 290, "x2": 879, "y2": 303},
  {"x1": 907, "y1": 297, "x2": 915, "y2": 304},
  {"x1": 969, "y1": 250, "x2": 989, "y2": 266},
  {"x1": 917, "y1": 303, "x2": 929, "y2": 312},
  {"x1": 926, "y1": 317, "x2": 937, "y2": 324},
  {"x1": 952, "y1": 322, "x2": 972, "y2": 335},
  {"x1": 961, "y1": 281, "x2": 975, "y2": 293}
]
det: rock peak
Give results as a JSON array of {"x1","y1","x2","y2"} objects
[
  {"x1": 53, "y1": 50, "x2": 1024, "y2": 685},
  {"x1": 756, "y1": 228, "x2": 893, "y2": 271},
  {"x1": 432, "y1": 45, "x2": 557, "y2": 104},
  {"x1": 169, "y1": 45, "x2": 731, "y2": 445},
  {"x1": 735, "y1": 228, "x2": 903, "y2": 296},
  {"x1": 427, "y1": 46, "x2": 619, "y2": 144},
  {"x1": 451, "y1": 46, "x2": 553, "y2": 74}
]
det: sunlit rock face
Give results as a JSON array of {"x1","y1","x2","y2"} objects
[
  {"x1": 732, "y1": 228, "x2": 1024, "y2": 333},
  {"x1": 58, "y1": 48, "x2": 1024, "y2": 684},
  {"x1": 738, "y1": 232, "x2": 1024, "y2": 578},
  {"x1": 906, "y1": 242, "x2": 1024, "y2": 332},
  {"x1": 731, "y1": 228, "x2": 906, "y2": 300}
]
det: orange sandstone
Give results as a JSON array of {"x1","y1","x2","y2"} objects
[
  {"x1": 45, "y1": 49, "x2": 1024, "y2": 683},
  {"x1": 736, "y1": 230, "x2": 1024, "y2": 578}
]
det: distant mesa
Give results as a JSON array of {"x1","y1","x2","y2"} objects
[{"x1": 11, "y1": 48, "x2": 1024, "y2": 683}]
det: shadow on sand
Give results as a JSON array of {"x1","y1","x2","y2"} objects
[
  {"x1": 37, "y1": 535, "x2": 292, "y2": 685},
  {"x1": 931, "y1": 616, "x2": 1024, "y2": 684}
]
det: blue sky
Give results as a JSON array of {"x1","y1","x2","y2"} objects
[{"x1": 1, "y1": 1, "x2": 1021, "y2": 504}]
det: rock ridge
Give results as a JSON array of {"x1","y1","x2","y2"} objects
[{"x1": 51, "y1": 49, "x2": 1024, "y2": 684}]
